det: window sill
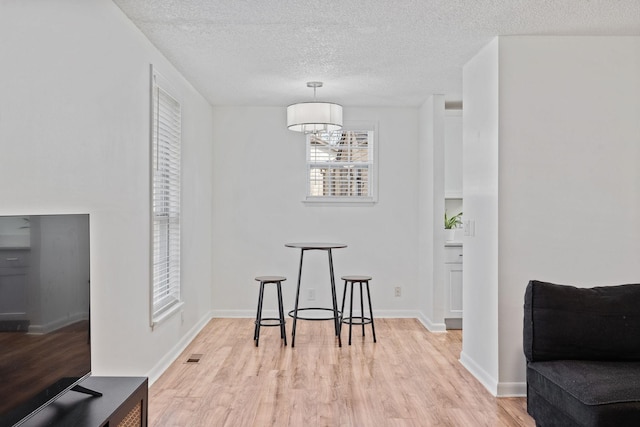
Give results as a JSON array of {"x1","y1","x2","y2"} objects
[
  {"x1": 303, "y1": 197, "x2": 377, "y2": 207},
  {"x1": 150, "y1": 301, "x2": 184, "y2": 330}
]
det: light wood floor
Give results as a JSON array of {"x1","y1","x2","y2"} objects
[{"x1": 149, "y1": 318, "x2": 534, "y2": 427}]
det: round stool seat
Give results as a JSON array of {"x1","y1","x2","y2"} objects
[
  {"x1": 341, "y1": 275, "x2": 372, "y2": 282},
  {"x1": 255, "y1": 276, "x2": 286, "y2": 283}
]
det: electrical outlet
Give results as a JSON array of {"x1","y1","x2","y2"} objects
[
  {"x1": 308, "y1": 289, "x2": 316, "y2": 301},
  {"x1": 394, "y1": 286, "x2": 402, "y2": 297}
]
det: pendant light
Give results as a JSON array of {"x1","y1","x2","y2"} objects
[{"x1": 287, "y1": 82, "x2": 343, "y2": 133}]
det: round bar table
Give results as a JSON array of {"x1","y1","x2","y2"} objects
[{"x1": 285, "y1": 242, "x2": 347, "y2": 347}]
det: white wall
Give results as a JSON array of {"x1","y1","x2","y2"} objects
[
  {"x1": 460, "y1": 39, "x2": 501, "y2": 393},
  {"x1": 462, "y1": 36, "x2": 640, "y2": 396},
  {"x1": 0, "y1": 0, "x2": 214, "y2": 381},
  {"x1": 444, "y1": 109, "x2": 463, "y2": 199},
  {"x1": 417, "y1": 95, "x2": 447, "y2": 330},
  {"x1": 211, "y1": 106, "x2": 421, "y2": 317},
  {"x1": 498, "y1": 35, "x2": 640, "y2": 395}
]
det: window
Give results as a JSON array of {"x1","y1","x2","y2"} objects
[
  {"x1": 305, "y1": 124, "x2": 376, "y2": 203},
  {"x1": 150, "y1": 68, "x2": 181, "y2": 326}
]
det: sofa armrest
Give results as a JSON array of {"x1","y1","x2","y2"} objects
[{"x1": 523, "y1": 280, "x2": 640, "y2": 362}]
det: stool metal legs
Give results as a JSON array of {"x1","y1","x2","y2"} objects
[
  {"x1": 276, "y1": 281, "x2": 287, "y2": 344},
  {"x1": 254, "y1": 281, "x2": 266, "y2": 345},
  {"x1": 340, "y1": 278, "x2": 377, "y2": 345},
  {"x1": 365, "y1": 281, "x2": 377, "y2": 343},
  {"x1": 349, "y1": 279, "x2": 355, "y2": 345},
  {"x1": 254, "y1": 277, "x2": 287, "y2": 347}
]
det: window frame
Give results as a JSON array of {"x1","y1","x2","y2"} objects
[
  {"x1": 149, "y1": 66, "x2": 183, "y2": 328},
  {"x1": 303, "y1": 121, "x2": 378, "y2": 204}
]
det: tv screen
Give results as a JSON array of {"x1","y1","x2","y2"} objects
[{"x1": 0, "y1": 214, "x2": 91, "y2": 427}]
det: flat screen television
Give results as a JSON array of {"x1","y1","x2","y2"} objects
[{"x1": 0, "y1": 214, "x2": 92, "y2": 427}]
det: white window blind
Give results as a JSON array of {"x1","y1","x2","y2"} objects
[
  {"x1": 306, "y1": 127, "x2": 376, "y2": 202},
  {"x1": 151, "y1": 69, "x2": 181, "y2": 325}
]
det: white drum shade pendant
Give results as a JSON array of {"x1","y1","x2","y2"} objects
[{"x1": 287, "y1": 82, "x2": 342, "y2": 133}]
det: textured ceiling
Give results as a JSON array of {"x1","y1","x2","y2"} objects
[{"x1": 112, "y1": 0, "x2": 640, "y2": 107}]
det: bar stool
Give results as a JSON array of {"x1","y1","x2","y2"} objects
[
  {"x1": 340, "y1": 275, "x2": 377, "y2": 345},
  {"x1": 254, "y1": 276, "x2": 287, "y2": 347}
]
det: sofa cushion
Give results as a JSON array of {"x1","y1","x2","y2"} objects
[
  {"x1": 523, "y1": 280, "x2": 640, "y2": 362},
  {"x1": 528, "y1": 361, "x2": 640, "y2": 426}
]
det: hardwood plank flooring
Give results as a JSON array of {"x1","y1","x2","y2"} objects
[{"x1": 149, "y1": 318, "x2": 534, "y2": 426}]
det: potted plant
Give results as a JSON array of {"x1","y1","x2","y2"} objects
[{"x1": 444, "y1": 211, "x2": 463, "y2": 242}]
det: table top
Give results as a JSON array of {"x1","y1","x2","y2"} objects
[{"x1": 285, "y1": 242, "x2": 347, "y2": 250}]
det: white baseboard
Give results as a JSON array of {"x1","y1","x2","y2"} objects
[
  {"x1": 211, "y1": 309, "x2": 254, "y2": 318},
  {"x1": 212, "y1": 309, "x2": 447, "y2": 333},
  {"x1": 459, "y1": 351, "x2": 498, "y2": 396},
  {"x1": 146, "y1": 310, "x2": 214, "y2": 386},
  {"x1": 459, "y1": 352, "x2": 527, "y2": 397},
  {"x1": 210, "y1": 309, "x2": 422, "y2": 319},
  {"x1": 374, "y1": 309, "x2": 423, "y2": 318},
  {"x1": 497, "y1": 381, "x2": 527, "y2": 397},
  {"x1": 416, "y1": 313, "x2": 447, "y2": 332}
]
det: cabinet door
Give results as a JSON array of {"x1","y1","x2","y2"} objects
[
  {"x1": 445, "y1": 263, "x2": 463, "y2": 316},
  {"x1": 444, "y1": 246, "x2": 463, "y2": 320},
  {"x1": 0, "y1": 267, "x2": 28, "y2": 317}
]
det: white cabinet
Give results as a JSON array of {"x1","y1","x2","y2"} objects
[
  {"x1": 0, "y1": 249, "x2": 29, "y2": 320},
  {"x1": 444, "y1": 246, "x2": 463, "y2": 326}
]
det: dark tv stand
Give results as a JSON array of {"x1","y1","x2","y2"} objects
[
  {"x1": 22, "y1": 376, "x2": 147, "y2": 427},
  {"x1": 71, "y1": 384, "x2": 103, "y2": 397}
]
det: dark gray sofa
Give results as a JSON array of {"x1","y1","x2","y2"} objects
[{"x1": 523, "y1": 280, "x2": 640, "y2": 426}]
